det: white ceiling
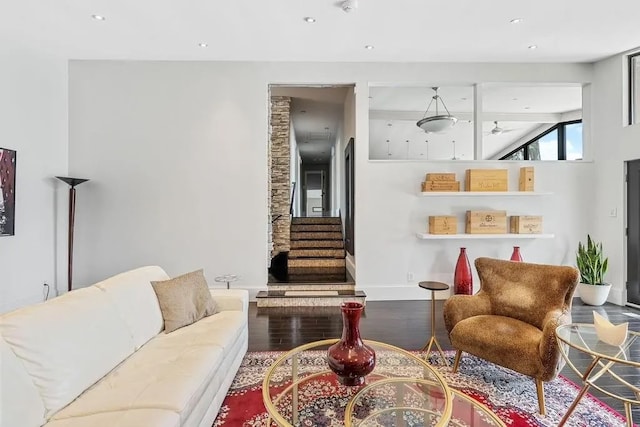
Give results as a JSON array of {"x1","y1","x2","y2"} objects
[
  {"x1": 2, "y1": 1, "x2": 639, "y2": 62},
  {"x1": 271, "y1": 86, "x2": 349, "y2": 164}
]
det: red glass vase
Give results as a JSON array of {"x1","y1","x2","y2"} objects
[
  {"x1": 454, "y1": 247, "x2": 473, "y2": 295},
  {"x1": 327, "y1": 302, "x2": 376, "y2": 386},
  {"x1": 510, "y1": 246, "x2": 523, "y2": 262}
]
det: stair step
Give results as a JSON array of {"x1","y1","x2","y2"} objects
[
  {"x1": 288, "y1": 258, "x2": 346, "y2": 268},
  {"x1": 289, "y1": 248, "x2": 345, "y2": 258},
  {"x1": 291, "y1": 224, "x2": 342, "y2": 232},
  {"x1": 292, "y1": 217, "x2": 341, "y2": 225},
  {"x1": 291, "y1": 232, "x2": 343, "y2": 240},
  {"x1": 256, "y1": 290, "x2": 366, "y2": 307},
  {"x1": 266, "y1": 283, "x2": 356, "y2": 292},
  {"x1": 288, "y1": 266, "x2": 347, "y2": 275},
  {"x1": 290, "y1": 240, "x2": 344, "y2": 249}
]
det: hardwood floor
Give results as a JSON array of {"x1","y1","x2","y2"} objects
[{"x1": 248, "y1": 299, "x2": 640, "y2": 422}]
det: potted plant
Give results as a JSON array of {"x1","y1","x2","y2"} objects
[{"x1": 576, "y1": 235, "x2": 611, "y2": 306}]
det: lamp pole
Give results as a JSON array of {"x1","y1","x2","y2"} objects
[{"x1": 56, "y1": 177, "x2": 89, "y2": 292}]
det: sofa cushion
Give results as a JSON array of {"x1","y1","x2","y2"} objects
[
  {"x1": 1, "y1": 337, "x2": 46, "y2": 427},
  {"x1": 95, "y1": 265, "x2": 168, "y2": 349},
  {"x1": 450, "y1": 314, "x2": 544, "y2": 377},
  {"x1": 151, "y1": 269, "x2": 217, "y2": 333},
  {"x1": 45, "y1": 409, "x2": 180, "y2": 427},
  {"x1": 151, "y1": 311, "x2": 246, "y2": 358},
  {"x1": 51, "y1": 338, "x2": 224, "y2": 424},
  {"x1": 0, "y1": 287, "x2": 136, "y2": 419}
]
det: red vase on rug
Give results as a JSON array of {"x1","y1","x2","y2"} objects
[
  {"x1": 454, "y1": 248, "x2": 473, "y2": 295},
  {"x1": 327, "y1": 302, "x2": 376, "y2": 386},
  {"x1": 510, "y1": 246, "x2": 523, "y2": 262}
]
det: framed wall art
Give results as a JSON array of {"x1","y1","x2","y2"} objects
[{"x1": 0, "y1": 147, "x2": 16, "y2": 236}]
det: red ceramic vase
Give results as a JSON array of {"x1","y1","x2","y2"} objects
[
  {"x1": 327, "y1": 302, "x2": 376, "y2": 386},
  {"x1": 510, "y1": 246, "x2": 523, "y2": 262},
  {"x1": 454, "y1": 247, "x2": 473, "y2": 295}
]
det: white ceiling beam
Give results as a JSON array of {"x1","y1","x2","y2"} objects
[{"x1": 370, "y1": 110, "x2": 563, "y2": 123}]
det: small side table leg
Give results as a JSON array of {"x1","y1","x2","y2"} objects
[{"x1": 421, "y1": 290, "x2": 448, "y2": 366}]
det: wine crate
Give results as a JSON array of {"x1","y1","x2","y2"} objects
[
  {"x1": 425, "y1": 173, "x2": 456, "y2": 182},
  {"x1": 465, "y1": 210, "x2": 508, "y2": 234},
  {"x1": 428, "y1": 216, "x2": 458, "y2": 234},
  {"x1": 519, "y1": 167, "x2": 535, "y2": 191},
  {"x1": 510, "y1": 215, "x2": 543, "y2": 234},
  {"x1": 421, "y1": 180, "x2": 461, "y2": 192},
  {"x1": 465, "y1": 169, "x2": 508, "y2": 192}
]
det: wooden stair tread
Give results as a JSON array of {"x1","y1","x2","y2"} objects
[
  {"x1": 290, "y1": 240, "x2": 344, "y2": 249},
  {"x1": 292, "y1": 217, "x2": 341, "y2": 225},
  {"x1": 289, "y1": 248, "x2": 345, "y2": 258},
  {"x1": 290, "y1": 232, "x2": 343, "y2": 240}
]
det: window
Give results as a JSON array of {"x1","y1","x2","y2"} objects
[
  {"x1": 500, "y1": 121, "x2": 582, "y2": 161},
  {"x1": 630, "y1": 53, "x2": 640, "y2": 125}
]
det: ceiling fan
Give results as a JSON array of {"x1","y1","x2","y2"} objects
[{"x1": 487, "y1": 121, "x2": 515, "y2": 136}]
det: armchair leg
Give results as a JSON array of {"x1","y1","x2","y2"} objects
[
  {"x1": 535, "y1": 378, "x2": 546, "y2": 415},
  {"x1": 452, "y1": 350, "x2": 462, "y2": 373}
]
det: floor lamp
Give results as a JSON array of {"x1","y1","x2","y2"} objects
[{"x1": 56, "y1": 176, "x2": 89, "y2": 292}]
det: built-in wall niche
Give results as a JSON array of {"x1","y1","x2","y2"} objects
[
  {"x1": 481, "y1": 84, "x2": 583, "y2": 160},
  {"x1": 369, "y1": 86, "x2": 474, "y2": 160}
]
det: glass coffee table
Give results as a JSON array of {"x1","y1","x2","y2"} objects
[
  {"x1": 262, "y1": 339, "x2": 505, "y2": 426},
  {"x1": 555, "y1": 323, "x2": 640, "y2": 426}
]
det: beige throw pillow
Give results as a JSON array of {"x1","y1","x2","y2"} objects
[{"x1": 151, "y1": 269, "x2": 217, "y2": 333}]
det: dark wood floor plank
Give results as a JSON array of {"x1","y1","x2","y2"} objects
[{"x1": 248, "y1": 298, "x2": 640, "y2": 421}]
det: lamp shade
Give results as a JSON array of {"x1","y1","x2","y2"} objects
[
  {"x1": 416, "y1": 87, "x2": 458, "y2": 134},
  {"x1": 416, "y1": 115, "x2": 458, "y2": 133}
]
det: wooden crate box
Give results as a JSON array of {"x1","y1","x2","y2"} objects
[
  {"x1": 421, "y1": 180, "x2": 460, "y2": 192},
  {"x1": 466, "y1": 210, "x2": 508, "y2": 234},
  {"x1": 425, "y1": 173, "x2": 456, "y2": 182},
  {"x1": 465, "y1": 169, "x2": 508, "y2": 192},
  {"x1": 519, "y1": 167, "x2": 535, "y2": 191},
  {"x1": 510, "y1": 215, "x2": 543, "y2": 234},
  {"x1": 429, "y1": 216, "x2": 457, "y2": 234}
]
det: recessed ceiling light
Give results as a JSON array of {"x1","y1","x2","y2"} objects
[
  {"x1": 198, "y1": 43, "x2": 208, "y2": 48},
  {"x1": 365, "y1": 45, "x2": 374, "y2": 50},
  {"x1": 304, "y1": 17, "x2": 316, "y2": 23},
  {"x1": 510, "y1": 18, "x2": 523, "y2": 24},
  {"x1": 528, "y1": 45, "x2": 538, "y2": 50},
  {"x1": 91, "y1": 14, "x2": 106, "y2": 21}
]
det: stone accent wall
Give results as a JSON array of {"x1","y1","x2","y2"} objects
[{"x1": 269, "y1": 96, "x2": 291, "y2": 256}]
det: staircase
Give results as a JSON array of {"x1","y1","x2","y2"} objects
[{"x1": 257, "y1": 217, "x2": 365, "y2": 307}]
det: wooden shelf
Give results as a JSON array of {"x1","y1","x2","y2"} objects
[
  {"x1": 418, "y1": 191, "x2": 553, "y2": 197},
  {"x1": 416, "y1": 233, "x2": 555, "y2": 240}
]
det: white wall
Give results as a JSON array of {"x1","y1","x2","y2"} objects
[
  {"x1": 68, "y1": 61, "x2": 594, "y2": 299},
  {"x1": 0, "y1": 51, "x2": 68, "y2": 312},
  {"x1": 591, "y1": 49, "x2": 640, "y2": 305}
]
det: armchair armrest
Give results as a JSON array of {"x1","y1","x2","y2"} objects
[
  {"x1": 209, "y1": 289, "x2": 249, "y2": 313},
  {"x1": 443, "y1": 293, "x2": 491, "y2": 334},
  {"x1": 538, "y1": 308, "x2": 572, "y2": 381}
]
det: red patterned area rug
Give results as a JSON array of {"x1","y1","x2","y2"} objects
[{"x1": 213, "y1": 350, "x2": 629, "y2": 427}]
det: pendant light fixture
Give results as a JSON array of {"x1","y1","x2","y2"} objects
[{"x1": 416, "y1": 87, "x2": 458, "y2": 133}]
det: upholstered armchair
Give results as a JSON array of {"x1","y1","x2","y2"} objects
[{"x1": 443, "y1": 257, "x2": 579, "y2": 415}]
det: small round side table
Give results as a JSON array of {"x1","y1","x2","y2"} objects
[
  {"x1": 418, "y1": 281, "x2": 450, "y2": 366},
  {"x1": 214, "y1": 274, "x2": 239, "y2": 289}
]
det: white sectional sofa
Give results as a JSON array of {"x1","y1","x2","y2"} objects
[{"x1": 0, "y1": 266, "x2": 248, "y2": 427}]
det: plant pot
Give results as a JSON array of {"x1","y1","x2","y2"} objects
[{"x1": 577, "y1": 282, "x2": 611, "y2": 306}]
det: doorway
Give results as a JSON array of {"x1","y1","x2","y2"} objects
[
  {"x1": 627, "y1": 159, "x2": 640, "y2": 306},
  {"x1": 304, "y1": 170, "x2": 326, "y2": 217}
]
